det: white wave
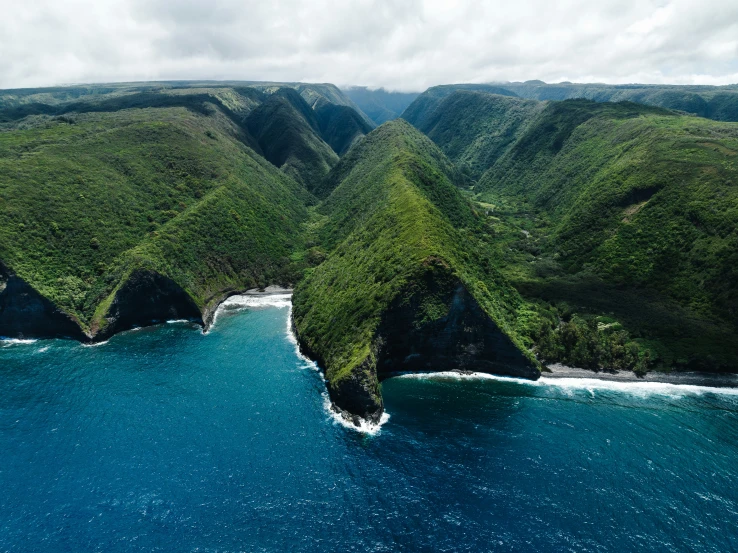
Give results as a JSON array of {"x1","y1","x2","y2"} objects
[
  {"x1": 285, "y1": 305, "x2": 320, "y2": 372},
  {"x1": 81, "y1": 340, "x2": 109, "y2": 348},
  {"x1": 166, "y1": 319, "x2": 190, "y2": 324},
  {"x1": 538, "y1": 376, "x2": 738, "y2": 398},
  {"x1": 221, "y1": 293, "x2": 293, "y2": 310},
  {"x1": 393, "y1": 371, "x2": 738, "y2": 398},
  {"x1": 1, "y1": 338, "x2": 38, "y2": 347},
  {"x1": 207, "y1": 292, "x2": 293, "y2": 330},
  {"x1": 322, "y1": 391, "x2": 390, "y2": 436},
  {"x1": 37, "y1": 346, "x2": 50, "y2": 353}
]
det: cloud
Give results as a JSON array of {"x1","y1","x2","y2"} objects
[{"x1": 1, "y1": 0, "x2": 737, "y2": 91}]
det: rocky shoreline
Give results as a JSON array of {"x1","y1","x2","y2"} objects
[{"x1": 543, "y1": 363, "x2": 738, "y2": 388}]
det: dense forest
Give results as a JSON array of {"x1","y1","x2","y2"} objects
[{"x1": 1, "y1": 80, "x2": 737, "y2": 420}]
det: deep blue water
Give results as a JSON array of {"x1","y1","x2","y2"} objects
[{"x1": 1, "y1": 299, "x2": 737, "y2": 553}]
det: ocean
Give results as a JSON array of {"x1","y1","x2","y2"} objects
[{"x1": 1, "y1": 295, "x2": 736, "y2": 552}]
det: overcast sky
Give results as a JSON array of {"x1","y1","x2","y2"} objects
[{"x1": 2, "y1": 0, "x2": 738, "y2": 91}]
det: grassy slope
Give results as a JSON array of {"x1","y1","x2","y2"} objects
[
  {"x1": 477, "y1": 99, "x2": 738, "y2": 369},
  {"x1": 0, "y1": 103, "x2": 308, "y2": 334},
  {"x1": 314, "y1": 103, "x2": 374, "y2": 156},
  {"x1": 401, "y1": 84, "x2": 518, "y2": 132},
  {"x1": 293, "y1": 120, "x2": 536, "y2": 388},
  {"x1": 406, "y1": 90, "x2": 545, "y2": 180}
]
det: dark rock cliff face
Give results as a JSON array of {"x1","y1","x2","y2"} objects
[
  {"x1": 327, "y1": 355, "x2": 385, "y2": 424},
  {"x1": 375, "y1": 281, "x2": 540, "y2": 380},
  {"x1": 93, "y1": 269, "x2": 203, "y2": 341},
  {"x1": 297, "y1": 270, "x2": 540, "y2": 424},
  {"x1": 0, "y1": 262, "x2": 87, "y2": 340},
  {"x1": 291, "y1": 319, "x2": 385, "y2": 424}
]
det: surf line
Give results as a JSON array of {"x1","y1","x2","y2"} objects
[{"x1": 391, "y1": 370, "x2": 738, "y2": 397}]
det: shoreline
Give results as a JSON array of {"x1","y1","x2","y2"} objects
[{"x1": 543, "y1": 363, "x2": 738, "y2": 388}]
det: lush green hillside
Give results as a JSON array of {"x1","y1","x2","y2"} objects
[
  {"x1": 314, "y1": 103, "x2": 374, "y2": 156},
  {"x1": 3, "y1": 78, "x2": 738, "y2": 422},
  {"x1": 405, "y1": 90, "x2": 544, "y2": 179},
  {"x1": 0, "y1": 98, "x2": 309, "y2": 340},
  {"x1": 0, "y1": 80, "x2": 370, "y2": 118},
  {"x1": 476, "y1": 99, "x2": 738, "y2": 371},
  {"x1": 342, "y1": 87, "x2": 420, "y2": 125},
  {"x1": 292, "y1": 120, "x2": 539, "y2": 421},
  {"x1": 401, "y1": 84, "x2": 518, "y2": 131},
  {"x1": 245, "y1": 88, "x2": 339, "y2": 191},
  {"x1": 503, "y1": 80, "x2": 738, "y2": 122}
]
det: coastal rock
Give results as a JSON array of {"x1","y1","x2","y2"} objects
[
  {"x1": 327, "y1": 357, "x2": 384, "y2": 424},
  {"x1": 0, "y1": 262, "x2": 87, "y2": 340},
  {"x1": 294, "y1": 267, "x2": 540, "y2": 422},
  {"x1": 375, "y1": 279, "x2": 540, "y2": 380},
  {"x1": 92, "y1": 269, "x2": 203, "y2": 341}
]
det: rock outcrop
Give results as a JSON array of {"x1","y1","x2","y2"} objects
[
  {"x1": 0, "y1": 262, "x2": 87, "y2": 340},
  {"x1": 304, "y1": 266, "x2": 540, "y2": 424},
  {"x1": 92, "y1": 269, "x2": 203, "y2": 341}
]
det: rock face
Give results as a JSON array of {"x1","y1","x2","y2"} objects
[
  {"x1": 303, "y1": 268, "x2": 540, "y2": 424},
  {"x1": 375, "y1": 280, "x2": 540, "y2": 380},
  {"x1": 327, "y1": 356, "x2": 385, "y2": 424},
  {"x1": 93, "y1": 269, "x2": 203, "y2": 341},
  {"x1": 0, "y1": 262, "x2": 87, "y2": 340}
]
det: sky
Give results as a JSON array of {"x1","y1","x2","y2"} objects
[{"x1": 2, "y1": 0, "x2": 738, "y2": 91}]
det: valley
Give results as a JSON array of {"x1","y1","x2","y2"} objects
[{"x1": 1, "y1": 80, "x2": 737, "y2": 422}]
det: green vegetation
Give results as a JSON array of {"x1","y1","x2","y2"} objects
[
  {"x1": 292, "y1": 120, "x2": 539, "y2": 416},
  {"x1": 402, "y1": 88, "x2": 738, "y2": 373},
  {"x1": 245, "y1": 88, "x2": 339, "y2": 192},
  {"x1": 0, "y1": 100, "x2": 309, "y2": 336},
  {"x1": 314, "y1": 103, "x2": 374, "y2": 156},
  {"x1": 499, "y1": 80, "x2": 738, "y2": 122},
  {"x1": 401, "y1": 84, "x2": 519, "y2": 131},
  {"x1": 2, "y1": 79, "x2": 738, "y2": 419},
  {"x1": 472, "y1": 99, "x2": 738, "y2": 372},
  {"x1": 404, "y1": 90, "x2": 544, "y2": 180}
]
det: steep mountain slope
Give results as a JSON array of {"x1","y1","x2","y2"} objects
[
  {"x1": 503, "y1": 81, "x2": 738, "y2": 122},
  {"x1": 292, "y1": 120, "x2": 540, "y2": 422},
  {"x1": 245, "y1": 88, "x2": 339, "y2": 192},
  {"x1": 406, "y1": 90, "x2": 545, "y2": 179},
  {"x1": 0, "y1": 99, "x2": 309, "y2": 340},
  {"x1": 241, "y1": 81, "x2": 376, "y2": 127},
  {"x1": 476, "y1": 99, "x2": 738, "y2": 370},
  {"x1": 314, "y1": 103, "x2": 374, "y2": 155},
  {"x1": 401, "y1": 84, "x2": 518, "y2": 130},
  {"x1": 342, "y1": 87, "x2": 420, "y2": 125}
]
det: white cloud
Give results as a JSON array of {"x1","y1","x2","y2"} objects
[{"x1": 1, "y1": 0, "x2": 737, "y2": 91}]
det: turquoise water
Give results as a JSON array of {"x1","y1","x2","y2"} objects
[{"x1": 1, "y1": 299, "x2": 737, "y2": 552}]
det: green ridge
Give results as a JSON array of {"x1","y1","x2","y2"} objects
[
  {"x1": 245, "y1": 88, "x2": 339, "y2": 192},
  {"x1": 475, "y1": 99, "x2": 738, "y2": 370},
  {"x1": 0, "y1": 102, "x2": 308, "y2": 335},
  {"x1": 404, "y1": 90, "x2": 545, "y2": 180},
  {"x1": 292, "y1": 120, "x2": 539, "y2": 416},
  {"x1": 503, "y1": 81, "x2": 738, "y2": 122}
]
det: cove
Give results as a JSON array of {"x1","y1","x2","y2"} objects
[{"x1": 1, "y1": 298, "x2": 737, "y2": 552}]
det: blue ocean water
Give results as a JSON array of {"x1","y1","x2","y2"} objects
[{"x1": 1, "y1": 298, "x2": 737, "y2": 553}]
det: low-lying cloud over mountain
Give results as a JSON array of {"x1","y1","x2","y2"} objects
[{"x1": 3, "y1": 0, "x2": 738, "y2": 90}]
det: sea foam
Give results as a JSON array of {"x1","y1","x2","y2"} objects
[
  {"x1": 393, "y1": 371, "x2": 738, "y2": 398},
  {"x1": 208, "y1": 292, "x2": 293, "y2": 330},
  {"x1": 1, "y1": 338, "x2": 38, "y2": 347}
]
